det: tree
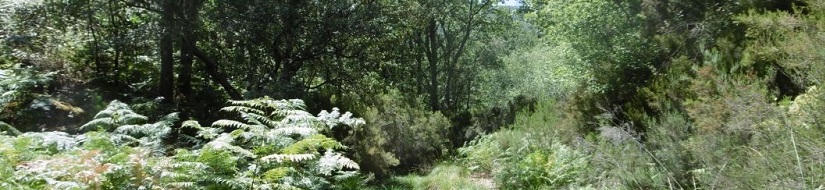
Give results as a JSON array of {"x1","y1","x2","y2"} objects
[
  {"x1": 384, "y1": 0, "x2": 499, "y2": 112},
  {"x1": 196, "y1": 0, "x2": 383, "y2": 100}
]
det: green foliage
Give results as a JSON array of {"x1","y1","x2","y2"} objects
[
  {"x1": 526, "y1": 0, "x2": 656, "y2": 96},
  {"x1": 459, "y1": 100, "x2": 590, "y2": 189},
  {"x1": 387, "y1": 164, "x2": 492, "y2": 190},
  {"x1": 7, "y1": 0, "x2": 825, "y2": 189},
  {"x1": 0, "y1": 97, "x2": 370, "y2": 189},
  {"x1": 478, "y1": 42, "x2": 589, "y2": 105},
  {"x1": 738, "y1": 0, "x2": 825, "y2": 93},
  {"x1": 345, "y1": 92, "x2": 450, "y2": 177},
  {"x1": 81, "y1": 100, "x2": 148, "y2": 131},
  {"x1": 0, "y1": 100, "x2": 177, "y2": 189},
  {"x1": 0, "y1": 64, "x2": 57, "y2": 130}
]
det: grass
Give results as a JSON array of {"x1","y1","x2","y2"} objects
[{"x1": 375, "y1": 164, "x2": 493, "y2": 190}]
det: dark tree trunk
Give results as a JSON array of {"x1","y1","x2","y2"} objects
[
  {"x1": 179, "y1": 39, "x2": 194, "y2": 100},
  {"x1": 178, "y1": 0, "x2": 202, "y2": 103},
  {"x1": 426, "y1": 19, "x2": 440, "y2": 111},
  {"x1": 159, "y1": 5, "x2": 175, "y2": 103},
  {"x1": 277, "y1": 61, "x2": 304, "y2": 98}
]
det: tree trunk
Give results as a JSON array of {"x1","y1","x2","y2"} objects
[
  {"x1": 179, "y1": 39, "x2": 194, "y2": 100},
  {"x1": 277, "y1": 61, "x2": 304, "y2": 98},
  {"x1": 159, "y1": 4, "x2": 175, "y2": 103},
  {"x1": 178, "y1": 0, "x2": 202, "y2": 103},
  {"x1": 426, "y1": 19, "x2": 441, "y2": 111}
]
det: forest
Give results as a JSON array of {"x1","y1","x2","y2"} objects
[{"x1": 1, "y1": 0, "x2": 824, "y2": 189}]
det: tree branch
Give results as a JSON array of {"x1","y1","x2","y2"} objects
[{"x1": 186, "y1": 42, "x2": 244, "y2": 100}]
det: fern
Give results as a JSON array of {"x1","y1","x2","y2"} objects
[
  {"x1": 1, "y1": 97, "x2": 366, "y2": 189},
  {"x1": 317, "y1": 151, "x2": 360, "y2": 175},
  {"x1": 0, "y1": 65, "x2": 56, "y2": 109},
  {"x1": 182, "y1": 120, "x2": 221, "y2": 140},
  {"x1": 178, "y1": 97, "x2": 365, "y2": 189},
  {"x1": 81, "y1": 100, "x2": 148, "y2": 131},
  {"x1": 260, "y1": 153, "x2": 317, "y2": 163},
  {"x1": 213, "y1": 119, "x2": 255, "y2": 130},
  {"x1": 204, "y1": 134, "x2": 256, "y2": 158},
  {"x1": 19, "y1": 131, "x2": 81, "y2": 152}
]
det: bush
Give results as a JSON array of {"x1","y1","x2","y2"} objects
[{"x1": 343, "y1": 92, "x2": 450, "y2": 178}]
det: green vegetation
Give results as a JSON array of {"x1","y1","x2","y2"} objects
[{"x1": 2, "y1": 0, "x2": 825, "y2": 189}]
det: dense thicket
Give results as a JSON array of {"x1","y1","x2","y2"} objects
[{"x1": 2, "y1": 0, "x2": 825, "y2": 189}]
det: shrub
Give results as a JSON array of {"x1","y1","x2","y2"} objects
[{"x1": 344, "y1": 92, "x2": 450, "y2": 178}]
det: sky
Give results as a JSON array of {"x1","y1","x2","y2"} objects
[{"x1": 499, "y1": 0, "x2": 522, "y2": 7}]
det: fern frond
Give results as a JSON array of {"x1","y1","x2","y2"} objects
[
  {"x1": 279, "y1": 110, "x2": 315, "y2": 122},
  {"x1": 213, "y1": 119, "x2": 252, "y2": 129},
  {"x1": 183, "y1": 120, "x2": 222, "y2": 139},
  {"x1": 46, "y1": 179, "x2": 84, "y2": 189},
  {"x1": 255, "y1": 183, "x2": 301, "y2": 190},
  {"x1": 318, "y1": 151, "x2": 360, "y2": 175},
  {"x1": 109, "y1": 133, "x2": 139, "y2": 145},
  {"x1": 181, "y1": 120, "x2": 202, "y2": 129},
  {"x1": 260, "y1": 153, "x2": 316, "y2": 163},
  {"x1": 205, "y1": 134, "x2": 256, "y2": 158},
  {"x1": 271, "y1": 126, "x2": 317, "y2": 137},
  {"x1": 157, "y1": 112, "x2": 180, "y2": 126},
  {"x1": 82, "y1": 100, "x2": 152, "y2": 132},
  {"x1": 195, "y1": 127, "x2": 223, "y2": 140},
  {"x1": 81, "y1": 118, "x2": 115, "y2": 130},
  {"x1": 242, "y1": 112, "x2": 278, "y2": 128},
  {"x1": 221, "y1": 106, "x2": 265, "y2": 115},
  {"x1": 114, "y1": 110, "x2": 149, "y2": 124},
  {"x1": 280, "y1": 134, "x2": 342, "y2": 155},
  {"x1": 165, "y1": 182, "x2": 197, "y2": 189},
  {"x1": 170, "y1": 162, "x2": 209, "y2": 171},
  {"x1": 337, "y1": 156, "x2": 360, "y2": 170},
  {"x1": 228, "y1": 99, "x2": 264, "y2": 109}
]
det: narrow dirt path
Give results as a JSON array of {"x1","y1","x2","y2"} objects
[{"x1": 469, "y1": 173, "x2": 497, "y2": 189}]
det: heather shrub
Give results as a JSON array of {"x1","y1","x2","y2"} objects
[{"x1": 345, "y1": 92, "x2": 450, "y2": 177}]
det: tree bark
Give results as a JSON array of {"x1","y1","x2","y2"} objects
[
  {"x1": 426, "y1": 19, "x2": 441, "y2": 111},
  {"x1": 179, "y1": 39, "x2": 194, "y2": 100},
  {"x1": 178, "y1": 0, "x2": 202, "y2": 103},
  {"x1": 159, "y1": 3, "x2": 175, "y2": 103}
]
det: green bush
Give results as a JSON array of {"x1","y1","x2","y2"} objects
[{"x1": 344, "y1": 92, "x2": 450, "y2": 178}]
